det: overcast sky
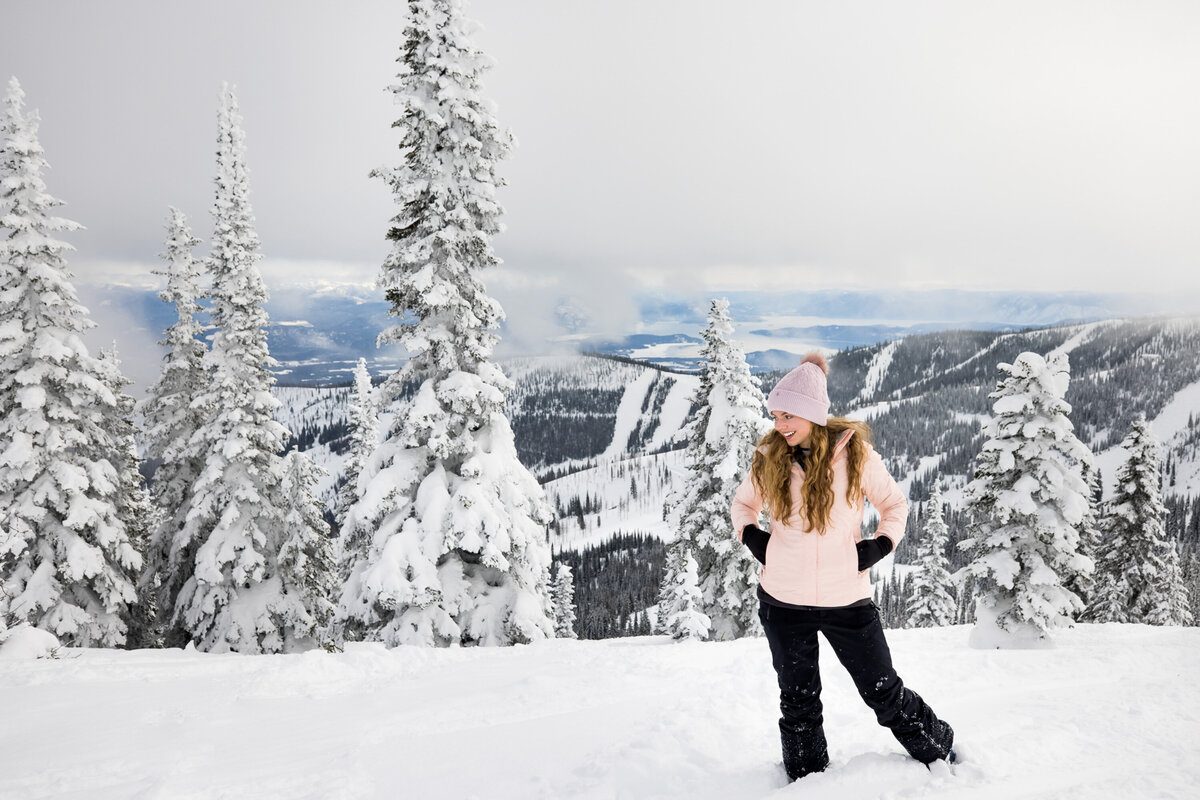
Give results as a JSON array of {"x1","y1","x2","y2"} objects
[{"x1": 4, "y1": 0, "x2": 1200, "y2": 347}]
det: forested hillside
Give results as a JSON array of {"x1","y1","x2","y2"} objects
[
  {"x1": 503, "y1": 355, "x2": 696, "y2": 475},
  {"x1": 274, "y1": 316, "x2": 1200, "y2": 637},
  {"x1": 805, "y1": 318, "x2": 1200, "y2": 526},
  {"x1": 817, "y1": 317, "x2": 1200, "y2": 627}
]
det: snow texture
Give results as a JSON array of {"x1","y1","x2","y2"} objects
[
  {"x1": 0, "y1": 622, "x2": 59, "y2": 660},
  {"x1": 1, "y1": 625, "x2": 1197, "y2": 798}
]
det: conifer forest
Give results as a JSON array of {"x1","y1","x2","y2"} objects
[{"x1": 4, "y1": 0, "x2": 1200, "y2": 653}]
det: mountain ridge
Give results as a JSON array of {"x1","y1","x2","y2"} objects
[
  {"x1": 269, "y1": 314, "x2": 1200, "y2": 635},
  {"x1": 277, "y1": 314, "x2": 1200, "y2": 539},
  {"x1": 87, "y1": 282, "x2": 1196, "y2": 385}
]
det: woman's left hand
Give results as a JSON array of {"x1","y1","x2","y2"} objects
[
  {"x1": 742, "y1": 524, "x2": 770, "y2": 564},
  {"x1": 856, "y1": 536, "x2": 893, "y2": 572}
]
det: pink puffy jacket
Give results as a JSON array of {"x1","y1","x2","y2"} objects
[{"x1": 730, "y1": 430, "x2": 908, "y2": 607}]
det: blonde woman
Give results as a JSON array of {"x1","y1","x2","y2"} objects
[{"x1": 732, "y1": 353, "x2": 955, "y2": 782}]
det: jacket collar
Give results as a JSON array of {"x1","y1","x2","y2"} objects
[
  {"x1": 832, "y1": 428, "x2": 855, "y2": 459},
  {"x1": 787, "y1": 427, "x2": 856, "y2": 471}
]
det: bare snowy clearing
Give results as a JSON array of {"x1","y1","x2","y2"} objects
[{"x1": 2, "y1": 624, "x2": 1197, "y2": 799}]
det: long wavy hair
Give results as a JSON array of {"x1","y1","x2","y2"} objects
[{"x1": 750, "y1": 417, "x2": 872, "y2": 533}]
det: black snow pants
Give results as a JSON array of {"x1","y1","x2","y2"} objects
[{"x1": 759, "y1": 600, "x2": 954, "y2": 780}]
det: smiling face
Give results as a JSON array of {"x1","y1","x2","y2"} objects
[{"x1": 771, "y1": 410, "x2": 813, "y2": 448}]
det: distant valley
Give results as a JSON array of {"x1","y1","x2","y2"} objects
[{"x1": 84, "y1": 283, "x2": 1196, "y2": 384}]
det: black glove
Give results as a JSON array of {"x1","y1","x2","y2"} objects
[
  {"x1": 856, "y1": 536, "x2": 893, "y2": 572},
  {"x1": 742, "y1": 524, "x2": 770, "y2": 565}
]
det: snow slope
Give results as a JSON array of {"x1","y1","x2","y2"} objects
[
  {"x1": 544, "y1": 450, "x2": 682, "y2": 553},
  {"x1": 648, "y1": 373, "x2": 698, "y2": 451},
  {"x1": 2, "y1": 624, "x2": 1197, "y2": 799},
  {"x1": 537, "y1": 363, "x2": 697, "y2": 553},
  {"x1": 1094, "y1": 374, "x2": 1200, "y2": 498},
  {"x1": 1046, "y1": 320, "x2": 1110, "y2": 359},
  {"x1": 1152, "y1": 375, "x2": 1200, "y2": 441},
  {"x1": 859, "y1": 339, "x2": 901, "y2": 403},
  {"x1": 602, "y1": 369, "x2": 658, "y2": 459}
]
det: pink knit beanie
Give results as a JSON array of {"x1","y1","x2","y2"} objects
[{"x1": 767, "y1": 353, "x2": 830, "y2": 425}]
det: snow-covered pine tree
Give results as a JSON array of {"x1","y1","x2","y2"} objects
[
  {"x1": 960, "y1": 351, "x2": 1094, "y2": 646},
  {"x1": 1148, "y1": 541, "x2": 1192, "y2": 626},
  {"x1": 338, "y1": 0, "x2": 554, "y2": 647},
  {"x1": 276, "y1": 450, "x2": 338, "y2": 650},
  {"x1": 0, "y1": 77, "x2": 141, "y2": 646},
  {"x1": 171, "y1": 85, "x2": 295, "y2": 653},
  {"x1": 654, "y1": 541, "x2": 681, "y2": 636},
  {"x1": 1089, "y1": 414, "x2": 1192, "y2": 625},
  {"x1": 334, "y1": 357, "x2": 378, "y2": 571},
  {"x1": 550, "y1": 561, "x2": 577, "y2": 639},
  {"x1": 659, "y1": 540, "x2": 711, "y2": 640},
  {"x1": 1183, "y1": 543, "x2": 1200, "y2": 623},
  {"x1": 662, "y1": 298, "x2": 767, "y2": 640},
  {"x1": 873, "y1": 562, "x2": 912, "y2": 628},
  {"x1": 139, "y1": 207, "x2": 209, "y2": 647},
  {"x1": 955, "y1": 576, "x2": 975, "y2": 625},
  {"x1": 97, "y1": 345, "x2": 159, "y2": 649},
  {"x1": 906, "y1": 484, "x2": 956, "y2": 628},
  {"x1": 1066, "y1": 460, "x2": 1102, "y2": 613}
]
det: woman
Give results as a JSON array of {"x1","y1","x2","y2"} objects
[{"x1": 731, "y1": 353, "x2": 955, "y2": 781}]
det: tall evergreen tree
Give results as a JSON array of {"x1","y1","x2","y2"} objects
[
  {"x1": 338, "y1": 0, "x2": 554, "y2": 647},
  {"x1": 960, "y1": 352, "x2": 1094, "y2": 645},
  {"x1": 335, "y1": 357, "x2": 378, "y2": 558},
  {"x1": 172, "y1": 85, "x2": 294, "y2": 653},
  {"x1": 661, "y1": 298, "x2": 767, "y2": 640},
  {"x1": 277, "y1": 450, "x2": 337, "y2": 650},
  {"x1": 1148, "y1": 541, "x2": 1192, "y2": 626},
  {"x1": 97, "y1": 345, "x2": 158, "y2": 649},
  {"x1": 1089, "y1": 415, "x2": 1192, "y2": 625},
  {"x1": 0, "y1": 77, "x2": 141, "y2": 646},
  {"x1": 1178, "y1": 544, "x2": 1200, "y2": 625},
  {"x1": 906, "y1": 485, "x2": 956, "y2": 628},
  {"x1": 550, "y1": 561, "x2": 578, "y2": 639},
  {"x1": 1066, "y1": 461, "x2": 1103, "y2": 614},
  {"x1": 874, "y1": 565, "x2": 913, "y2": 629},
  {"x1": 139, "y1": 207, "x2": 209, "y2": 646}
]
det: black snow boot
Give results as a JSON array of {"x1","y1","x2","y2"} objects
[
  {"x1": 781, "y1": 726, "x2": 829, "y2": 782},
  {"x1": 896, "y1": 718, "x2": 955, "y2": 765}
]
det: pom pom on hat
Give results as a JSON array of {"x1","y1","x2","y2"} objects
[
  {"x1": 800, "y1": 352, "x2": 828, "y2": 376},
  {"x1": 767, "y1": 352, "x2": 830, "y2": 426}
]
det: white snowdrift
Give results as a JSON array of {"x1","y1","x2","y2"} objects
[
  {"x1": 1, "y1": 624, "x2": 1197, "y2": 799},
  {"x1": 0, "y1": 624, "x2": 60, "y2": 661}
]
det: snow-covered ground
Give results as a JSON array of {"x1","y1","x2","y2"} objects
[{"x1": 2, "y1": 624, "x2": 1197, "y2": 799}]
